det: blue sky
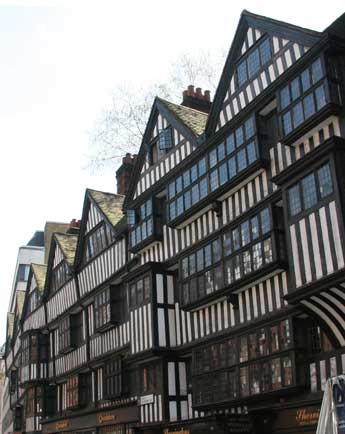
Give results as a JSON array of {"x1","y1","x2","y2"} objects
[{"x1": 0, "y1": 0, "x2": 344, "y2": 343}]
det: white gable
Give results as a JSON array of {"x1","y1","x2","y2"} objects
[
  {"x1": 29, "y1": 274, "x2": 37, "y2": 294},
  {"x1": 53, "y1": 243, "x2": 65, "y2": 268},
  {"x1": 86, "y1": 202, "x2": 103, "y2": 234},
  {"x1": 216, "y1": 33, "x2": 311, "y2": 132}
]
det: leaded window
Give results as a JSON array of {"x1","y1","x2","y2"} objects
[
  {"x1": 287, "y1": 163, "x2": 333, "y2": 218},
  {"x1": 103, "y1": 359, "x2": 122, "y2": 399}
]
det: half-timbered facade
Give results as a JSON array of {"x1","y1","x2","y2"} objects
[{"x1": 3, "y1": 9, "x2": 345, "y2": 434}]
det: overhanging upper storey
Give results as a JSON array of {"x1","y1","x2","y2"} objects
[
  {"x1": 124, "y1": 97, "x2": 208, "y2": 210},
  {"x1": 206, "y1": 10, "x2": 322, "y2": 137}
]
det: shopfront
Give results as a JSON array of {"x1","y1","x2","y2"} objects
[
  {"x1": 41, "y1": 405, "x2": 138, "y2": 434},
  {"x1": 274, "y1": 404, "x2": 321, "y2": 434}
]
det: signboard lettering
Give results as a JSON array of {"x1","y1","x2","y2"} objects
[
  {"x1": 98, "y1": 414, "x2": 117, "y2": 424},
  {"x1": 296, "y1": 409, "x2": 320, "y2": 426},
  {"x1": 55, "y1": 421, "x2": 69, "y2": 430},
  {"x1": 140, "y1": 394, "x2": 154, "y2": 405}
]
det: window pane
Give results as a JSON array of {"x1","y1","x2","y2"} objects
[
  {"x1": 270, "y1": 325, "x2": 280, "y2": 352},
  {"x1": 317, "y1": 164, "x2": 333, "y2": 198},
  {"x1": 225, "y1": 258, "x2": 233, "y2": 285},
  {"x1": 191, "y1": 164, "x2": 198, "y2": 182},
  {"x1": 280, "y1": 86, "x2": 290, "y2": 110},
  {"x1": 228, "y1": 157, "x2": 237, "y2": 179},
  {"x1": 219, "y1": 162, "x2": 228, "y2": 185},
  {"x1": 263, "y1": 238, "x2": 273, "y2": 263},
  {"x1": 237, "y1": 149, "x2": 247, "y2": 172},
  {"x1": 233, "y1": 255, "x2": 241, "y2": 280},
  {"x1": 239, "y1": 336, "x2": 248, "y2": 362},
  {"x1": 302, "y1": 173, "x2": 317, "y2": 209},
  {"x1": 196, "y1": 249, "x2": 204, "y2": 272},
  {"x1": 291, "y1": 77, "x2": 300, "y2": 101},
  {"x1": 176, "y1": 196, "x2": 184, "y2": 216},
  {"x1": 301, "y1": 69, "x2": 311, "y2": 91},
  {"x1": 199, "y1": 177, "x2": 209, "y2": 199},
  {"x1": 204, "y1": 245, "x2": 212, "y2": 268},
  {"x1": 245, "y1": 117, "x2": 255, "y2": 139},
  {"x1": 259, "y1": 38, "x2": 271, "y2": 65},
  {"x1": 235, "y1": 126, "x2": 244, "y2": 147},
  {"x1": 209, "y1": 149, "x2": 218, "y2": 168},
  {"x1": 191, "y1": 184, "x2": 200, "y2": 205},
  {"x1": 183, "y1": 170, "x2": 191, "y2": 188},
  {"x1": 237, "y1": 61, "x2": 248, "y2": 87},
  {"x1": 250, "y1": 363, "x2": 261, "y2": 394},
  {"x1": 176, "y1": 176, "x2": 183, "y2": 194},
  {"x1": 260, "y1": 208, "x2": 271, "y2": 234},
  {"x1": 247, "y1": 142, "x2": 257, "y2": 165},
  {"x1": 303, "y1": 93, "x2": 316, "y2": 119},
  {"x1": 189, "y1": 254, "x2": 196, "y2": 275},
  {"x1": 169, "y1": 202, "x2": 176, "y2": 221},
  {"x1": 252, "y1": 242, "x2": 263, "y2": 270},
  {"x1": 288, "y1": 184, "x2": 302, "y2": 216},
  {"x1": 223, "y1": 232, "x2": 232, "y2": 256},
  {"x1": 184, "y1": 191, "x2": 191, "y2": 209},
  {"x1": 292, "y1": 102, "x2": 304, "y2": 128},
  {"x1": 251, "y1": 216, "x2": 259, "y2": 240},
  {"x1": 312, "y1": 58, "x2": 323, "y2": 84},
  {"x1": 232, "y1": 227, "x2": 241, "y2": 251},
  {"x1": 212, "y1": 239, "x2": 222, "y2": 263},
  {"x1": 240, "y1": 367, "x2": 249, "y2": 396},
  {"x1": 315, "y1": 85, "x2": 327, "y2": 110},
  {"x1": 271, "y1": 358, "x2": 282, "y2": 390},
  {"x1": 243, "y1": 250, "x2": 252, "y2": 275},
  {"x1": 258, "y1": 328, "x2": 268, "y2": 356},
  {"x1": 218, "y1": 142, "x2": 226, "y2": 161},
  {"x1": 282, "y1": 357, "x2": 293, "y2": 386},
  {"x1": 226, "y1": 134, "x2": 235, "y2": 154},
  {"x1": 280, "y1": 320, "x2": 292, "y2": 349},
  {"x1": 210, "y1": 169, "x2": 219, "y2": 191},
  {"x1": 198, "y1": 158, "x2": 207, "y2": 177},
  {"x1": 248, "y1": 49, "x2": 260, "y2": 78},
  {"x1": 241, "y1": 221, "x2": 250, "y2": 246},
  {"x1": 282, "y1": 112, "x2": 293, "y2": 135}
]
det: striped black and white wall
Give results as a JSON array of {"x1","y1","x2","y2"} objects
[{"x1": 216, "y1": 29, "x2": 310, "y2": 131}]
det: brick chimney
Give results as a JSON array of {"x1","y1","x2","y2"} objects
[
  {"x1": 67, "y1": 219, "x2": 81, "y2": 235},
  {"x1": 116, "y1": 153, "x2": 136, "y2": 196},
  {"x1": 181, "y1": 85, "x2": 212, "y2": 113}
]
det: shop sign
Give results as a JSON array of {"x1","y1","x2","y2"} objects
[
  {"x1": 56, "y1": 420, "x2": 69, "y2": 430},
  {"x1": 98, "y1": 414, "x2": 117, "y2": 424},
  {"x1": 296, "y1": 408, "x2": 320, "y2": 426},
  {"x1": 163, "y1": 430, "x2": 190, "y2": 434},
  {"x1": 140, "y1": 394, "x2": 154, "y2": 405}
]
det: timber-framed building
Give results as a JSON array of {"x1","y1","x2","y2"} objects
[{"x1": 3, "y1": 10, "x2": 345, "y2": 434}]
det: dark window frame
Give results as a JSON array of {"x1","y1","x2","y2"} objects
[{"x1": 103, "y1": 358, "x2": 122, "y2": 399}]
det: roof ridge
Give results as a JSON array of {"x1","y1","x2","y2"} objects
[
  {"x1": 242, "y1": 9, "x2": 322, "y2": 36},
  {"x1": 158, "y1": 97, "x2": 208, "y2": 116},
  {"x1": 87, "y1": 188, "x2": 125, "y2": 198}
]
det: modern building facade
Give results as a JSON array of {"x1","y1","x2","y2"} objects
[{"x1": 3, "y1": 10, "x2": 345, "y2": 434}]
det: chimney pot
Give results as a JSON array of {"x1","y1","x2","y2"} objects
[
  {"x1": 204, "y1": 90, "x2": 211, "y2": 101},
  {"x1": 187, "y1": 85, "x2": 195, "y2": 96},
  {"x1": 195, "y1": 87, "x2": 203, "y2": 98},
  {"x1": 116, "y1": 153, "x2": 136, "y2": 196}
]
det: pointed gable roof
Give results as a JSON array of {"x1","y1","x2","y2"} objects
[
  {"x1": 124, "y1": 97, "x2": 207, "y2": 208},
  {"x1": 206, "y1": 10, "x2": 322, "y2": 135},
  {"x1": 55, "y1": 233, "x2": 78, "y2": 267},
  {"x1": 158, "y1": 98, "x2": 208, "y2": 136},
  {"x1": 88, "y1": 189, "x2": 124, "y2": 227},
  {"x1": 74, "y1": 188, "x2": 125, "y2": 268},
  {"x1": 31, "y1": 263, "x2": 47, "y2": 293}
]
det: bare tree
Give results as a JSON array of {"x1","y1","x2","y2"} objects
[{"x1": 87, "y1": 49, "x2": 226, "y2": 172}]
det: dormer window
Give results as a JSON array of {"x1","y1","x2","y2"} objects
[
  {"x1": 149, "y1": 126, "x2": 174, "y2": 165},
  {"x1": 237, "y1": 37, "x2": 272, "y2": 88}
]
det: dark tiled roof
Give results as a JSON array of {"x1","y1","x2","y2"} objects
[
  {"x1": 88, "y1": 190, "x2": 124, "y2": 228},
  {"x1": 158, "y1": 98, "x2": 208, "y2": 136},
  {"x1": 55, "y1": 233, "x2": 78, "y2": 267},
  {"x1": 31, "y1": 263, "x2": 47, "y2": 293},
  {"x1": 27, "y1": 230, "x2": 44, "y2": 247}
]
